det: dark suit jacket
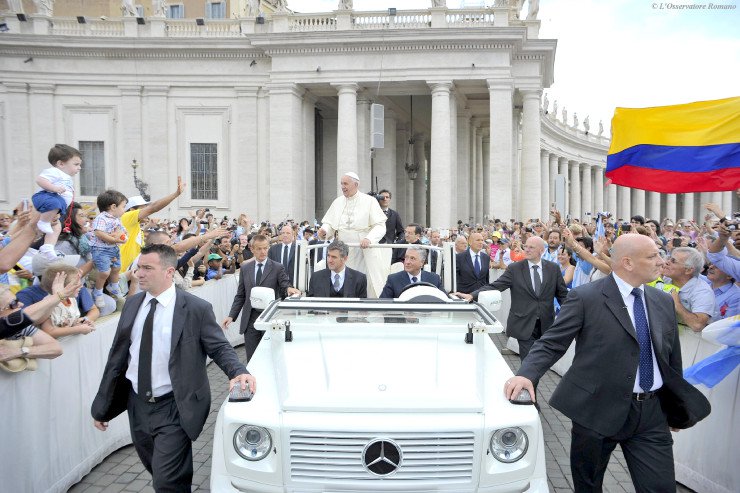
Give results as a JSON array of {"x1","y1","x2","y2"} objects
[
  {"x1": 456, "y1": 249, "x2": 491, "y2": 294},
  {"x1": 380, "y1": 270, "x2": 443, "y2": 298},
  {"x1": 518, "y1": 275, "x2": 710, "y2": 435},
  {"x1": 307, "y1": 266, "x2": 367, "y2": 298},
  {"x1": 268, "y1": 242, "x2": 298, "y2": 284},
  {"x1": 228, "y1": 258, "x2": 291, "y2": 334},
  {"x1": 473, "y1": 259, "x2": 567, "y2": 340},
  {"x1": 392, "y1": 239, "x2": 422, "y2": 265},
  {"x1": 380, "y1": 208, "x2": 404, "y2": 244},
  {"x1": 90, "y1": 288, "x2": 247, "y2": 441}
]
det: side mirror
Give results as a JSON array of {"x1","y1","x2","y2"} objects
[
  {"x1": 477, "y1": 290, "x2": 502, "y2": 312},
  {"x1": 250, "y1": 286, "x2": 275, "y2": 310}
]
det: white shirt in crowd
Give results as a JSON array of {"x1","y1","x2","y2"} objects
[
  {"x1": 37, "y1": 166, "x2": 75, "y2": 205},
  {"x1": 125, "y1": 284, "x2": 177, "y2": 397}
]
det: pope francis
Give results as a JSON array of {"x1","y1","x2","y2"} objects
[{"x1": 318, "y1": 172, "x2": 387, "y2": 297}]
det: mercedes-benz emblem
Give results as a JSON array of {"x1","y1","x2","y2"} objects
[{"x1": 362, "y1": 438, "x2": 402, "y2": 476}]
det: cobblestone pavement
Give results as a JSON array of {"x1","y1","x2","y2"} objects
[{"x1": 70, "y1": 335, "x2": 694, "y2": 492}]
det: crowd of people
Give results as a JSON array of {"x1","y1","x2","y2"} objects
[{"x1": 1, "y1": 145, "x2": 738, "y2": 375}]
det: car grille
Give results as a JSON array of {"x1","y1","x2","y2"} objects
[{"x1": 289, "y1": 430, "x2": 475, "y2": 483}]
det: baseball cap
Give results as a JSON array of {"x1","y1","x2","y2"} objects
[{"x1": 207, "y1": 253, "x2": 222, "y2": 261}]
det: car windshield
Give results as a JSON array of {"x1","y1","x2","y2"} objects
[{"x1": 262, "y1": 300, "x2": 493, "y2": 327}]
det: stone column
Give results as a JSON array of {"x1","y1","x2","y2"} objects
[
  {"x1": 593, "y1": 165, "x2": 604, "y2": 213},
  {"x1": 475, "y1": 128, "x2": 491, "y2": 223},
  {"x1": 558, "y1": 157, "x2": 569, "y2": 213},
  {"x1": 356, "y1": 95, "x2": 372, "y2": 186},
  {"x1": 488, "y1": 79, "x2": 514, "y2": 221},
  {"x1": 606, "y1": 180, "x2": 617, "y2": 215},
  {"x1": 456, "y1": 109, "x2": 471, "y2": 222},
  {"x1": 647, "y1": 191, "x2": 661, "y2": 221},
  {"x1": 470, "y1": 120, "x2": 479, "y2": 222},
  {"x1": 374, "y1": 109, "x2": 397, "y2": 194},
  {"x1": 710, "y1": 192, "x2": 724, "y2": 211},
  {"x1": 142, "y1": 86, "x2": 171, "y2": 208},
  {"x1": 429, "y1": 82, "x2": 453, "y2": 228},
  {"x1": 632, "y1": 189, "x2": 646, "y2": 217},
  {"x1": 618, "y1": 186, "x2": 631, "y2": 220},
  {"x1": 540, "y1": 150, "x2": 550, "y2": 219},
  {"x1": 119, "y1": 85, "x2": 143, "y2": 193},
  {"x1": 681, "y1": 193, "x2": 694, "y2": 221},
  {"x1": 269, "y1": 83, "x2": 305, "y2": 220},
  {"x1": 520, "y1": 89, "x2": 542, "y2": 220},
  {"x1": 29, "y1": 84, "x2": 56, "y2": 175},
  {"x1": 482, "y1": 135, "x2": 490, "y2": 219},
  {"x1": 548, "y1": 153, "x2": 558, "y2": 211},
  {"x1": 448, "y1": 91, "x2": 458, "y2": 223},
  {"x1": 665, "y1": 194, "x2": 677, "y2": 222},
  {"x1": 721, "y1": 191, "x2": 733, "y2": 218},
  {"x1": 395, "y1": 123, "x2": 409, "y2": 222},
  {"x1": 413, "y1": 133, "x2": 427, "y2": 225},
  {"x1": 333, "y1": 83, "x2": 358, "y2": 186},
  {"x1": 303, "y1": 94, "x2": 317, "y2": 219},
  {"x1": 569, "y1": 161, "x2": 581, "y2": 219},
  {"x1": 581, "y1": 163, "x2": 592, "y2": 220},
  {"x1": 257, "y1": 88, "x2": 270, "y2": 219},
  {"x1": 3, "y1": 83, "x2": 33, "y2": 201}
]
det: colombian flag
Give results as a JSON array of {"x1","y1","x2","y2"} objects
[{"x1": 606, "y1": 97, "x2": 740, "y2": 193}]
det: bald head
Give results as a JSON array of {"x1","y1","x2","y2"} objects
[
  {"x1": 611, "y1": 233, "x2": 662, "y2": 286},
  {"x1": 524, "y1": 236, "x2": 546, "y2": 262}
]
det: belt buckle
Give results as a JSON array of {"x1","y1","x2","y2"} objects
[
  {"x1": 148, "y1": 396, "x2": 156, "y2": 403},
  {"x1": 635, "y1": 393, "x2": 646, "y2": 401}
]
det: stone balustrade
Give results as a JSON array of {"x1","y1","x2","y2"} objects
[{"x1": 0, "y1": 6, "x2": 526, "y2": 37}]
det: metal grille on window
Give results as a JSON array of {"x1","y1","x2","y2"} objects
[
  {"x1": 190, "y1": 143, "x2": 218, "y2": 200},
  {"x1": 78, "y1": 141, "x2": 105, "y2": 196}
]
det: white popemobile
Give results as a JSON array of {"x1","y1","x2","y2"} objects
[{"x1": 210, "y1": 243, "x2": 548, "y2": 492}]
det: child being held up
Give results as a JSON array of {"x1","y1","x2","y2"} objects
[
  {"x1": 33, "y1": 144, "x2": 82, "y2": 260},
  {"x1": 89, "y1": 189, "x2": 129, "y2": 307}
]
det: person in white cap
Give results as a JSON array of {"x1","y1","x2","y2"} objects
[
  {"x1": 318, "y1": 172, "x2": 387, "y2": 297},
  {"x1": 119, "y1": 176, "x2": 186, "y2": 272}
]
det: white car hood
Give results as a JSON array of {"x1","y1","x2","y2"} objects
[{"x1": 272, "y1": 331, "x2": 485, "y2": 412}]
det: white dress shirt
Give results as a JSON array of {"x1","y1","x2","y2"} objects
[
  {"x1": 126, "y1": 284, "x2": 177, "y2": 397},
  {"x1": 612, "y1": 273, "x2": 663, "y2": 392},
  {"x1": 331, "y1": 268, "x2": 346, "y2": 291},
  {"x1": 527, "y1": 260, "x2": 544, "y2": 292},
  {"x1": 469, "y1": 248, "x2": 483, "y2": 269}
]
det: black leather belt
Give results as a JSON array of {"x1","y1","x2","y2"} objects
[
  {"x1": 633, "y1": 391, "x2": 658, "y2": 401},
  {"x1": 135, "y1": 390, "x2": 174, "y2": 403}
]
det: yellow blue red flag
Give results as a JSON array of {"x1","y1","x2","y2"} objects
[{"x1": 606, "y1": 97, "x2": 740, "y2": 193}]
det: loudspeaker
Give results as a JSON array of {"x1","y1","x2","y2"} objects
[
  {"x1": 76, "y1": 16, "x2": 86, "y2": 24},
  {"x1": 370, "y1": 103, "x2": 384, "y2": 149},
  {"x1": 16, "y1": 13, "x2": 27, "y2": 21},
  {"x1": 136, "y1": 17, "x2": 145, "y2": 25},
  {"x1": 195, "y1": 18, "x2": 205, "y2": 26}
]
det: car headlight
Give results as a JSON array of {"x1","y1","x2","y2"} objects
[
  {"x1": 490, "y1": 427, "x2": 528, "y2": 463},
  {"x1": 234, "y1": 425, "x2": 272, "y2": 461}
]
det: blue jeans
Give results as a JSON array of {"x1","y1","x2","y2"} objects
[{"x1": 91, "y1": 245, "x2": 121, "y2": 272}]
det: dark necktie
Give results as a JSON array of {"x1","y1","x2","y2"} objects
[
  {"x1": 282, "y1": 245, "x2": 289, "y2": 269},
  {"x1": 474, "y1": 253, "x2": 481, "y2": 276},
  {"x1": 138, "y1": 298, "x2": 158, "y2": 401},
  {"x1": 333, "y1": 273, "x2": 341, "y2": 292},
  {"x1": 532, "y1": 265, "x2": 542, "y2": 294},
  {"x1": 631, "y1": 288, "x2": 654, "y2": 392},
  {"x1": 256, "y1": 263, "x2": 263, "y2": 285},
  {"x1": 411, "y1": 276, "x2": 418, "y2": 283}
]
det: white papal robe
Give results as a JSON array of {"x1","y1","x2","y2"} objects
[{"x1": 320, "y1": 191, "x2": 387, "y2": 297}]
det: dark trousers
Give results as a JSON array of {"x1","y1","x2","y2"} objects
[
  {"x1": 244, "y1": 309, "x2": 264, "y2": 363},
  {"x1": 570, "y1": 396, "x2": 674, "y2": 493},
  {"x1": 127, "y1": 391, "x2": 192, "y2": 493},
  {"x1": 517, "y1": 319, "x2": 543, "y2": 362}
]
